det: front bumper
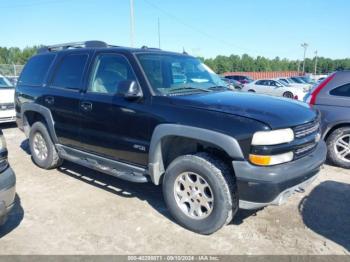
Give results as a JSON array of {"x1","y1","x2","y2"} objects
[
  {"x1": 0, "y1": 166, "x2": 16, "y2": 225},
  {"x1": 0, "y1": 109, "x2": 16, "y2": 123},
  {"x1": 233, "y1": 141, "x2": 327, "y2": 209}
]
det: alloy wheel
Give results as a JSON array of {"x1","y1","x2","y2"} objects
[{"x1": 174, "y1": 172, "x2": 214, "y2": 219}]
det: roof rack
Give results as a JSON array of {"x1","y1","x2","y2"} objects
[
  {"x1": 141, "y1": 45, "x2": 161, "y2": 50},
  {"x1": 37, "y1": 41, "x2": 108, "y2": 53}
]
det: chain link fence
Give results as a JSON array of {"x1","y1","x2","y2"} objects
[
  {"x1": 0, "y1": 64, "x2": 24, "y2": 85},
  {"x1": 0, "y1": 64, "x2": 24, "y2": 77}
]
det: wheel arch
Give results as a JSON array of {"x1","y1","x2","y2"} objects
[
  {"x1": 21, "y1": 103, "x2": 58, "y2": 143},
  {"x1": 323, "y1": 122, "x2": 350, "y2": 141},
  {"x1": 148, "y1": 124, "x2": 244, "y2": 185}
]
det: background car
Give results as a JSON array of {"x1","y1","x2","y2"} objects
[
  {"x1": 276, "y1": 77, "x2": 311, "y2": 92},
  {"x1": 0, "y1": 75, "x2": 16, "y2": 123},
  {"x1": 225, "y1": 75, "x2": 254, "y2": 85},
  {"x1": 305, "y1": 71, "x2": 350, "y2": 169},
  {"x1": 0, "y1": 129, "x2": 16, "y2": 226},
  {"x1": 290, "y1": 76, "x2": 307, "y2": 84},
  {"x1": 242, "y1": 79, "x2": 307, "y2": 100},
  {"x1": 221, "y1": 77, "x2": 243, "y2": 90}
]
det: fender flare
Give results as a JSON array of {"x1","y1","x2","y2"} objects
[
  {"x1": 21, "y1": 103, "x2": 58, "y2": 143},
  {"x1": 148, "y1": 124, "x2": 244, "y2": 185}
]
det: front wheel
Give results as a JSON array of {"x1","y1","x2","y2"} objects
[
  {"x1": 162, "y1": 153, "x2": 238, "y2": 234},
  {"x1": 326, "y1": 127, "x2": 350, "y2": 169},
  {"x1": 283, "y1": 91, "x2": 294, "y2": 98}
]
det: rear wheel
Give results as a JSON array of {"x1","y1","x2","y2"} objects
[
  {"x1": 162, "y1": 152, "x2": 238, "y2": 234},
  {"x1": 29, "y1": 121, "x2": 63, "y2": 169},
  {"x1": 283, "y1": 91, "x2": 294, "y2": 98},
  {"x1": 326, "y1": 127, "x2": 350, "y2": 169}
]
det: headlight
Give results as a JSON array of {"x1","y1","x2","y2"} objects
[
  {"x1": 249, "y1": 152, "x2": 294, "y2": 166},
  {"x1": 0, "y1": 134, "x2": 6, "y2": 151},
  {"x1": 251, "y1": 128, "x2": 294, "y2": 146}
]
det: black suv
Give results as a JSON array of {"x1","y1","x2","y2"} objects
[{"x1": 16, "y1": 41, "x2": 326, "y2": 234}]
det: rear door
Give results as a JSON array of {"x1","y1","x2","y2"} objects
[
  {"x1": 78, "y1": 52, "x2": 151, "y2": 166},
  {"x1": 45, "y1": 51, "x2": 92, "y2": 149}
]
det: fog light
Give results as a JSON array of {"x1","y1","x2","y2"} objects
[{"x1": 249, "y1": 152, "x2": 294, "y2": 166}]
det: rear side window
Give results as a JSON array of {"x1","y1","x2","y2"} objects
[
  {"x1": 19, "y1": 54, "x2": 55, "y2": 86},
  {"x1": 330, "y1": 84, "x2": 350, "y2": 97},
  {"x1": 51, "y1": 54, "x2": 88, "y2": 90}
]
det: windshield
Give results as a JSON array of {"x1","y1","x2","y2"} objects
[
  {"x1": 279, "y1": 78, "x2": 289, "y2": 85},
  {"x1": 291, "y1": 77, "x2": 305, "y2": 84},
  {"x1": 137, "y1": 54, "x2": 227, "y2": 95},
  {"x1": 0, "y1": 77, "x2": 13, "y2": 89}
]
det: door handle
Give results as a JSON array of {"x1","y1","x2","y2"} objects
[
  {"x1": 80, "y1": 101, "x2": 93, "y2": 112},
  {"x1": 44, "y1": 96, "x2": 54, "y2": 105}
]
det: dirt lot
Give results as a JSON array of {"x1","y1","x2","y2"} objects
[{"x1": 0, "y1": 124, "x2": 349, "y2": 255}]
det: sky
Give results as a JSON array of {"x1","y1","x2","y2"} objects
[{"x1": 1, "y1": 0, "x2": 349, "y2": 60}]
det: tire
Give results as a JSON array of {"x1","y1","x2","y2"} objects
[
  {"x1": 248, "y1": 89, "x2": 255, "y2": 92},
  {"x1": 162, "y1": 152, "x2": 238, "y2": 235},
  {"x1": 326, "y1": 127, "x2": 350, "y2": 169},
  {"x1": 29, "y1": 121, "x2": 63, "y2": 169},
  {"x1": 283, "y1": 91, "x2": 294, "y2": 98}
]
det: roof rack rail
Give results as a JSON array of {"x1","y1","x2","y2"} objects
[
  {"x1": 37, "y1": 41, "x2": 108, "y2": 53},
  {"x1": 141, "y1": 45, "x2": 161, "y2": 50}
]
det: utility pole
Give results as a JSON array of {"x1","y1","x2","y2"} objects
[
  {"x1": 301, "y1": 43, "x2": 308, "y2": 74},
  {"x1": 130, "y1": 0, "x2": 135, "y2": 47},
  {"x1": 314, "y1": 50, "x2": 318, "y2": 75},
  {"x1": 158, "y1": 17, "x2": 161, "y2": 49}
]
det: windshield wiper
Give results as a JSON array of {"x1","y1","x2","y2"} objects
[{"x1": 167, "y1": 87, "x2": 210, "y2": 94}]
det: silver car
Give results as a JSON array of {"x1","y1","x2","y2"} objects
[{"x1": 305, "y1": 71, "x2": 350, "y2": 169}]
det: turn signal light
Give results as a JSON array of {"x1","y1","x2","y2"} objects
[
  {"x1": 249, "y1": 152, "x2": 294, "y2": 166},
  {"x1": 249, "y1": 154, "x2": 271, "y2": 166}
]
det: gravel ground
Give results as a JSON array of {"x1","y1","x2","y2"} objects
[{"x1": 0, "y1": 124, "x2": 349, "y2": 255}]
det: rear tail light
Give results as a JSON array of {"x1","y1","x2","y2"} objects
[
  {"x1": 308, "y1": 73, "x2": 335, "y2": 105},
  {"x1": 294, "y1": 95, "x2": 298, "y2": 100}
]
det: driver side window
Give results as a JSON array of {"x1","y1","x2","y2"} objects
[{"x1": 88, "y1": 54, "x2": 136, "y2": 95}]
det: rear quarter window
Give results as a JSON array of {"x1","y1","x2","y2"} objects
[
  {"x1": 330, "y1": 83, "x2": 350, "y2": 97},
  {"x1": 51, "y1": 53, "x2": 88, "y2": 90},
  {"x1": 18, "y1": 54, "x2": 56, "y2": 86}
]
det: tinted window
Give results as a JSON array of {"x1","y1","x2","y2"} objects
[
  {"x1": 19, "y1": 54, "x2": 55, "y2": 86},
  {"x1": 52, "y1": 54, "x2": 88, "y2": 89},
  {"x1": 89, "y1": 54, "x2": 136, "y2": 94},
  {"x1": 255, "y1": 80, "x2": 264, "y2": 85},
  {"x1": 0, "y1": 77, "x2": 13, "y2": 89},
  {"x1": 330, "y1": 84, "x2": 350, "y2": 97}
]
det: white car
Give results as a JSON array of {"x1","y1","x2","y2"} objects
[
  {"x1": 0, "y1": 75, "x2": 16, "y2": 123},
  {"x1": 242, "y1": 79, "x2": 307, "y2": 101}
]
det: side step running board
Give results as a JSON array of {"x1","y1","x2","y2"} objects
[{"x1": 56, "y1": 145, "x2": 149, "y2": 183}]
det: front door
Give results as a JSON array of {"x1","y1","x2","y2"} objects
[{"x1": 78, "y1": 52, "x2": 150, "y2": 166}]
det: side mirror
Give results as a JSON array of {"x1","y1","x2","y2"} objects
[{"x1": 117, "y1": 80, "x2": 143, "y2": 100}]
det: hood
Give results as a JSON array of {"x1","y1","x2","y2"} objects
[
  {"x1": 170, "y1": 91, "x2": 317, "y2": 129},
  {"x1": 0, "y1": 88, "x2": 15, "y2": 103}
]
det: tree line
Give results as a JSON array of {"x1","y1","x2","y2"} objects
[
  {"x1": 199, "y1": 54, "x2": 350, "y2": 74},
  {"x1": 1, "y1": 46, "x2": 349, "y2": 74}
]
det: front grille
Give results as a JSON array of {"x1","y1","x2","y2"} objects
[
  {"x1": 0, "y1": 103, "x2": 15, "y2": 110},
  {"x1": 294, "y1": 142, "x2": 317, "y2": 159},
  {"x1": 293, "y1": 118, "x2": 320, "y2": 139}
]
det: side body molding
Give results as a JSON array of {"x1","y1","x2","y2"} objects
[
  {"x1": 148, "y1": 124, "x2": 244, "y2": 185},
  {"x1": 20, "y1": 103, "x2": 58, "y2": 143}
]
